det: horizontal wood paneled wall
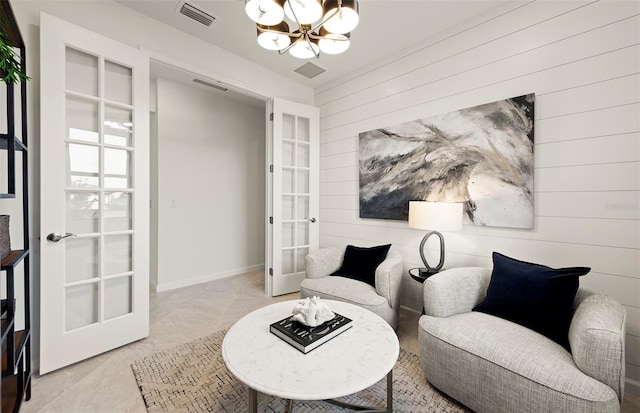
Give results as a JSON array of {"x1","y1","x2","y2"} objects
[{"x1": 315, "y1": 0, "x2": 640, "y2": 394}]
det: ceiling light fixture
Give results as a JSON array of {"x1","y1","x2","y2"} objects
[{"x1": 245, "y1": 0, "x2": 359, "y2": 59}]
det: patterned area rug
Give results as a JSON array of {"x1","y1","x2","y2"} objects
[{"x1": 131, "y1": 329, "x2": 469, "y2": 412}]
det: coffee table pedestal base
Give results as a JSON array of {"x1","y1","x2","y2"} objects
[{"x1": 247, "y1": 370, "x2": 393, "y2": 413}]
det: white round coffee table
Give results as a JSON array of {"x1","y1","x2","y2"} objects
[{"x1": 222, "y1": 299, "x2": 399, "y2": 412}]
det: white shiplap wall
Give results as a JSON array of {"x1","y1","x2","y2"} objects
[{"x1": 316, "y1": 0, "x2": 640, "y2": 394}]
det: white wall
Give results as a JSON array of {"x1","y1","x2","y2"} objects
[
  {"x1": 153, "y1": 78, "x2": 266, "y2": 291},
  {"x1": 316, "y1": 0, "x2": 640, "y2": 395}
]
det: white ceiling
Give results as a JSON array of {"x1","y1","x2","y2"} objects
[{"x1": 117, "y1": 0, "x2": 511, "y2": 89}]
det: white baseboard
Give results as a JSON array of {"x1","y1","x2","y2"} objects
[
  {"x1": 154, "y1": 264, "x2": 265, "y2": 292},
  {"x1": 626, "y1": 378, "x2": 640, "y2": 397},
  {"x1": 400, "y1": 304, "x2": 421, "y2": 315}
]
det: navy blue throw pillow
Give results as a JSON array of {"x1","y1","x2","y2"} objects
[
  {"x1": 473, "y1": 252, "x2": 590, "y2": 351},
  {"x1": 331, "y1": 244, "x2": 392, "y2": 288}
]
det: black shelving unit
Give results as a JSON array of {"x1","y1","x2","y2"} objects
[{"x1": 0, "y1": 0, "x2": 31, "y2": 411}]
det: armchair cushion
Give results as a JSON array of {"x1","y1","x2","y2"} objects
[
  {"x1": 330, "y1": 244, "x2": 391, "y2": 288},
  {"x1": 472, "y1": 252, "x2": 590, "y2": 351}
]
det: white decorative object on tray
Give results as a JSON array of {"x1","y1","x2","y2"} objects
[{"x1": 291, "y1": 296, "x2": 334, "y2": 327}]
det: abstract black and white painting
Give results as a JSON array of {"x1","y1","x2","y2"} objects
[{"x1": 359, "y1": 94, "x2": 535, "y2": 229}]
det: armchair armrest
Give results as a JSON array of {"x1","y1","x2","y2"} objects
[
  {"x1": 423, "y1": 267, "x2": 492, "y2": 317},
  {"x1": 375, "y1": 251, "x2": 403, "y2": 309},
  {"x1": 305, "y1": 247, "x2": 343, "y2": 279},
  {"x1": 569, "y1": 289, "x2": 626, "y2": 402}
]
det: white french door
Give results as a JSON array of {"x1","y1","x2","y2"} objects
[
  {"x1": 269, "y1": 98, "x2": 319, "y2": 296},
  {"x1": 39, "y1": 14, "x2": 149, "y2": 373}
]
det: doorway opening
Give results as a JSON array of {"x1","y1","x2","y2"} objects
[{"x1": 148, "y1": 61, "x2": 269, "y2": 293}]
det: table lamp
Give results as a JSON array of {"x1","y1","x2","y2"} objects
[{"x1": 408, "y1": 201, "x2": 463, "y2": 277}]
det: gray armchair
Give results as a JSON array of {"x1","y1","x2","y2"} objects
[
  {"x1": 300, "y1": 247, "x2": 403, "y2": 329},
  {"x1": 419, "y1": 267, "x2": 626, "y2": 413}
]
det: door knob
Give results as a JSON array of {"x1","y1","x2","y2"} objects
[
  {"x1": 309, "y1": 218, "x2": 316, "y2": 223},
  {"x1": 46, "y1": 232, "x2": 77, "y2": 242}
]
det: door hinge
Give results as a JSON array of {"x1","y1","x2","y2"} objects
[
  {"x1": 269, "y1": 112, "x2": 274, "y2": 121},
  {"x1": 269, "y1": 268, "x2": 273, "y2": 276},
  {"x1": 269, "y1": 164, "x2": 274, "y2": 173},
  {"x1": 269, "y1": 216, "x2": 273, "y2": 224}
]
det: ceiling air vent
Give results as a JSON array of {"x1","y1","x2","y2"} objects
[
  {"x1": 193, "y1": 78, "x2": 228, "y2": 92},
  {"x1": 178, "y1": 1, "x2": 217, "y2": 27},
  {"x1": 293, "y1": 62, "x2": 326, "y2": 80}
]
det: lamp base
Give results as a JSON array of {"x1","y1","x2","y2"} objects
[{"x1": 418, "y1": 267, "x2": 440, "y2": 278}]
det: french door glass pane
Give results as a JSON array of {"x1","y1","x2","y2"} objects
[
  {"x1": 282, "y1": 141, "x2": 295, "y2": 166},
  {"x1": 282, "y1": 168, "x2": 294, "y2": 193},
  {"x1": 283, "y1": 114, "x2": 295, "y2": 140},
  {"x1": 66, "y1": 96, "x2": 99, "y2": 143},
  {"x1": 65, "y1": 283, "x2": 99, "y2": 331},
  {"x1": 65, "y1": 47, "x2": 98, "y2": 97},
  {"x1": 296, "y1": 117, "x2": 310, "y2": 142},
  {"x1": 282, "y1": 223, "x2": 294, "y2": 248},
  {"x1": 67, "y1": 143, "x2": 99, "y2": 188},
  {"x1": 104, "y1": 234, "x2": 132, "y2": 275},
  {"x1": 282, "y1": 249, "x2": 294, "y2": 274},
  {"x1": 297, "y1": 196, "x2": 309, "y2": 220},
  {"x1": 297, "y1": 222, "x2": 309, "y2": 245},
  {"x1": 296, "y1": 247, "x2": 308, "y2": 272},
  {"x1": 104, "y1": 276, "x2": 133, "y2": 320},
  {"x1": 297, "y1": 169, "x2": 309, "y2": 193},
  {"x1": 104, "y1": 148, "x2": 131, "y2": 189},
  {"x1": 282, "y1": 195, "x2": 294, "y2": 220},
  {"x1": 104, "y1": 105, "x2": 133, "y2": 147},
  {"x1": 297, "y1": 143, "x2": 309, "y2": 167},
  {"x1": 104, "y1": 60, "x2": 133, "y2": 105},
  {"x1": 65, "y1": 237, "x2": 99, "y2": 283},
  {"x1": 104, "y1": 192, "x2": 132, "y2": 232},
  {"x1": 66, "y1": 192, "x2": 99, "y2": 234}
]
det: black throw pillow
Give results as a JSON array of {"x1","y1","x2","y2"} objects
[
  {"x1": 330, "y1": 244, "x2": 392, "y2": 288},
  {"x1": 472, "y1": 252, "x2": 590, "y2": 351}
]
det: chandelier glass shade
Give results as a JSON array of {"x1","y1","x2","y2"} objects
[
  {"x1": 245, "y1": 0, "x2": 359, "y2": 58},
  {"x1": 284, "y1": 0, "x2": 323, "y2": 24},
  {"x1": 321, "y1": 0, "x2": 359, "y2": 34},
  {"x1": 257, "y1": 22, "x2": 291, "y2": 50}
]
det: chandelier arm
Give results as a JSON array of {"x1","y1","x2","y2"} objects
[
  {"x1": 307, "y1": 36, "x2": 320, "y2": 59},
  {"x1": 257, "y1": 26, "x2": 299, "y2": 37},
  {"x1": 277, "y1": 42, "x2": 295, "y2": 55},
  {"x1": 308, "y1": 32, "x2": 349, "y2": 41}
]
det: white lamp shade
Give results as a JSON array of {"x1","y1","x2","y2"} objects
[
  {"x1": 245, "y1": 0, "x2": 285, "y2": 25},
  {"x1": 322, "y1": 0, "x2": 359, "y2": 34},
  {"x1": 284, "y1": 0, "x2": 323, "y2": 25},
  {"x1": 257, "y1": 23, "x2": 291, "y2": 50},
  {"x1": 318, "y1": 31, "x2": 350, "y2": 54},
  {"x1": 289, "y1": 38, "x2": 319, "y2": 58},
  {"x1": 408, "y1": 201, "x2": 463, "y2": 231}
]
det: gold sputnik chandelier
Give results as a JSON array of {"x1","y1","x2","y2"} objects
[{"x1": 245, "y1": 0, "x2": 360, "y2": 59}]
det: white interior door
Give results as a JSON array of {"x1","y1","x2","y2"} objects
[
  {"x1": 269, "y1": 98, "x2": 319, "y2": 296},
  {"x1": 39, "y1": 13, "x2": 149, "y2": 374}
]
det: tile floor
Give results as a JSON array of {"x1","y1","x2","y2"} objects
[{"x1": 21, "y1": 270, "x2": 639, "y2": 413}]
